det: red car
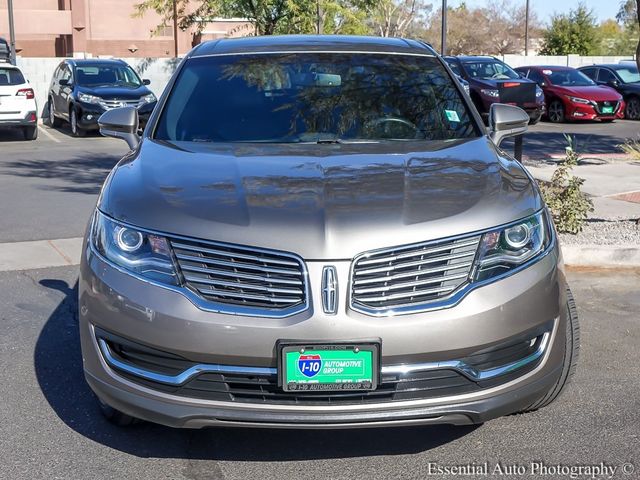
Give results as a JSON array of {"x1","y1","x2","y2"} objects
[{"x1": 515, "y1": 65, "x2": 624, "y2": 123}]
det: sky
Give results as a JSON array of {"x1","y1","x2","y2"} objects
[{"x1": 447, "y1": 0, "x2": 622, "y2": 24}]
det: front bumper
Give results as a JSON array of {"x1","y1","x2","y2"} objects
[
  {"x1": 79, "y1": 241, "x2": 568, "y2": 428},
  {"x1": 76, "y1": 101, "x2": 156, "y2": 130},
  {"x1": 565, "y1": 99, "x2": 625, "y2": 121}
]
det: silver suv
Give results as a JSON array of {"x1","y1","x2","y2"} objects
[{"x1": 80, "y1": 35, "x2": 579, "y2": 428}]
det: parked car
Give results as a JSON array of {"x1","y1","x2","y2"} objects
[
  {"x1": 578, "y1": 63, "x2": 640, "y2": 120},
  {"x1": 515, "y1": 65, "x2": 624, "y2": 123},
  {"x1": 0, "y1": 37, "x2": 10, "y2": 64},
  {"x1": 47, "y1": 58, "x2": 157, "y2": 137},
  {"x1": 444, "y1": 55, "x2": 545, "y2": 124},
  {"x1": 0, "y1": 63, "x2": 38, "y2": 140},
  {"x1": 81, "y1": 35, "x2": 578, "y2": 429}
]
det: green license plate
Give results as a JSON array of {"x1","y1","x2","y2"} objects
[
  {"x1": 602, "y1": 106, "x2": 614, "y2": 114},
  {"x1": 280, "y1": 343, "x2": 379, "y2": 392}
]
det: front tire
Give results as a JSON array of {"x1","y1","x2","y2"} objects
[
  {"x1": 98, "y1": 399, "x2": 140, "y2": 427},
  {"x1": 520, "y1": 288, "x2": 580, "y2": 413},
  {"x1": 23, "y1": 125, "x2": 38, "y2": 141},
  {"x1": 48, "y1": 99, "x2": 61, "y2": 128},
  {"x1": 625, "y1": 96, "x2": 640, "y2": 120},
  {"x1": 547, "y1": 100, "x2": 565, "y2": 123},
  {"x1": 70, "y1": 108, "x2": 86, "y2": 137}
]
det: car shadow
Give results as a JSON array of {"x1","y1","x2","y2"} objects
[
  {"x1": 1, "y1": 152, "x2": 120, "y2": 194},
  {"x1": 0, "y1": 126, "x2": 29, "y2": 142},
  {"x1": 503, "y1": 129, "x2": 626, "y2": 162},
  {"x1": 34, "y1": 278, "x2": 478, "y2": 461}
]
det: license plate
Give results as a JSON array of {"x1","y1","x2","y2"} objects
[
  {"x1": 279, "y1": 343, "x2": 379, "y2": 392},
  {"x1": 602, "y1": 106, "x2": 614, "y2": 114}
]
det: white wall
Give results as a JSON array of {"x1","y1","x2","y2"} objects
[
  {"x1": 13, "y1": 54, "x2": 638, "y2": 119},
  {"x1": 14, "y1": 57, "x2": 181, "y2": 119}
]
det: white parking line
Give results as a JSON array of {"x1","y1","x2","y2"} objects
[
  {"x1": 0, "y1": 237, "x2": 82, "y2": 272},
  {"x1": 38, "y1": 125, "x2": 61, "y2": 143}
]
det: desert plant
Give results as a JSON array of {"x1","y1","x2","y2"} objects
[
  {"x1": 540, "y1": 135, "x2": 593, "y2": 234},
  {"x1": 618, "y1": 137, "x2": 640, "y2": 161}
]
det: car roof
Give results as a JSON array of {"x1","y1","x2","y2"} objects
[
  {"x1": 453, "y1": 56, "x2": 500, "y2": 62},
  {"x1": 66, "y1": 58, "x2": 127, "y2": 67},
  {"x1": 0, "y1": 62, "x2": 19, "y2": 70},
  {"x1": 584, "y1": 63, "x2": 635, "y2": 70},
  {"x1": 524, "y1": 65, "x2": 575, "y2": 71},
  {"x1": 190, "y1": 35, "x2": 436, "y2": 57}
]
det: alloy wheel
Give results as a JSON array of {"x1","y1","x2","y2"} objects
[
  {"x1": 548, "y1": 101, "x2": 564, "y2": 123},
  {"x1": 626, "y1": 97, "x2": 640, "y2": 120}
]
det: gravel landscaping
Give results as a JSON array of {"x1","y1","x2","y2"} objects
[{"x1": 559, "y1": 219, "x2": 640, "y2": 246}]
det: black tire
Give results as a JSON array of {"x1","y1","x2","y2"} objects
[
  {"x1": 47, "y1": 99, "x2": 61, "y2": 128},
  {"x1": 625, "y1": 96, "x2": 640, "y2": 120},
  {"x1": 521, "y1": 288, "x2": 580, "y2": 413},
  {"x1": 70, "y1": 108, "x2": 86, "y2": 137},
  {"x1": 547, "y1": 100, "x2": 565, "y2": 123},
  {"x1": 23, "y1": 125, "x2": 38, "y2": 141},
  {"x1": 98, "y1": 399, "x2": 140, "y2": 426}
]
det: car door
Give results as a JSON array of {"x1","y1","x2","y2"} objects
[
  {"x1": 57, "y1": 65, "x2": 74, "y2": 119},
  {"x1": 596, "y1": 68, "x2": 620, "y2": 91}
]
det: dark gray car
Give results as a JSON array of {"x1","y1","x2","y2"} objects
[{"x1": 80, "y1": 35, "x2": 579, "y2": 429}]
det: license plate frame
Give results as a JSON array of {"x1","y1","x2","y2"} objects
[
  {"x1": 602, "y1": 106, "x2": 614, "y2": 114},
  {"x1": 278, "y1": 341, "x2": 380, "y2": 392}
]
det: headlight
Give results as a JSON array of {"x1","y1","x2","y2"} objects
[
  {"x1": 91, "y1": 211, "x2": 178, "y2": 285},
  {"x1": 78, "y1": 93, "x2": 101, "y2": 104},
  {"x1": 473, "y1": 211, "x2": 552, "y2": 282},
  {"x1": 481, "y1": 89, "x2": 499, "y2": 98},
  {"x1": 535, "y1": 86, "x2": 544, "y2": 98},
  {"x1": 567, "y1": 96, "x2": 590, "y2": 105},
  {"x1": 141, "y1": 93, "x2": 157, "y2": 104}
]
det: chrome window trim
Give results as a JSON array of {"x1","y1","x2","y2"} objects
[
  {"x1": 90, "y1": 210, "x2": 311, "y2": 319},
  {"x1": 97, "y1": 327, "x2": 551, "y2": 387},
  {"x1": 348, "y1": 209, "x2": 556, "y2": 317}
]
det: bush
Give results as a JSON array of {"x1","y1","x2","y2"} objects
[{"x1": 540, "y1": 135, "x2": 593, "y2": 234}]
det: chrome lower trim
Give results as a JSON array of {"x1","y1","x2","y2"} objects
[{"x1": 97, "y1": 328, "x2": 551, "y2": 387}]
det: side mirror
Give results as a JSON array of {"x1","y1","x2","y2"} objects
[
  {"x1": 59, "y1": 79, "x2": 70, "y2": 86},
  {"x1": 489, "y1": 103, "x2": 529, "y2": 147},
  {"x1": 98, "y1": 106, "x2": 140, "y2": 150},
  {"x1": 143, "y1": 79, "x2": 151, "y2": 85},
  {"x1": 608, "y1": 79, "x2": 619, "y2": 88},
  {"x1": 539, "y1": 81, "x2": 546, "y2": 87}
]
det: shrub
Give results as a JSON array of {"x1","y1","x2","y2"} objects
[{"x1": 540, "y1": 135, "x2": 593, "y2": 234}]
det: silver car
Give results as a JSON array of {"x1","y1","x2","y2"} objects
[{"x1": 80, "y1": 35, "x2": 579, "y2": 429}]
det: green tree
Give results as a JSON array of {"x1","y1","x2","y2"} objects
[
  {"x1": 539, "y1": 3, "x2": 597, "y2": 55},
  {"x1": 617, "y1": 0, "x2": 640, "y2": 71}
]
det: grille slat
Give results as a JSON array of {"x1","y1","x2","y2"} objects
[
  {"x1": 351, "y1": 235, "x2": 480, "y2": 312},
  {"x1": 170, "y1": 237, "x2": 307, "y2": 312},
  {"x1": 99, "y1": 98, "x2": 143, "y2": 109},
  {"x1": 179, "y1": 264, "x2": 303, "y2": 286}
]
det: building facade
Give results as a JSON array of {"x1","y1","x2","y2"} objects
[{"x1": 0, "y1": 0, "x2": 251, "y2": 58}]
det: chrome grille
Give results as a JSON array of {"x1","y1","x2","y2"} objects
[
  {"x1": 98, "y1": 98, "x2": 143, "y2": 110},
  {"x1": 351, "y1": 235, "x2": 480, "y2": 314},
  {"x1": 170, "y1": 237, "x2": 307, "y2": 315},
  {"x1": 594, "y1": 101, "x2": 619, "y2": 115}
]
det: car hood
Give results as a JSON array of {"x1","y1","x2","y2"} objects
[
  {"x1": 554, "y1": 85, "x2": 622, "y2": 101},
  {"x1": 99, "y1": 137, "x2": 541, "y2": 260},
  {"x1": 77, "y1": 85, "x2": 150, "y2": 100}
]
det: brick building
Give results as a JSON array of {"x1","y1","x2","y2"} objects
[{"x1": 0, "y1": 0, "x2": 251, "y2": 57}]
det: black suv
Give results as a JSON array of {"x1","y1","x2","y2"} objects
[
  {"x1": 47, "y1": 59, "x2": 157, "y2": 136},
  {"x1": 0, "y1": 37, "x2": 10, "y2": 63},
  {"x1": 578, "y1": 63, "x2": 640, "y2": 120}
]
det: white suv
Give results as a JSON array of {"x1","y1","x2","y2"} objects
[{"x1": 0, "y1": 63, "x2": 38, "y2": 140}]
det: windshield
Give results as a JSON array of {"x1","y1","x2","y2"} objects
[
  {"x1": 615, "y1": 66, "x2": 640, "y2": 83},
  {"x1": 462, "y1": 60, "x2": 520, "y2": 80},
  {"x1": 0, "y1": 67, "x2": 25, "y2": 86},
  {"x1": 75, "y1": 64, "x2": 141, "y2": 87},
  {"x1": 547, "y1": 69, "x2": 595, "y2": 87},
  {"x1": 154, "y1": 53, "x2": 478, "y2": 143}
]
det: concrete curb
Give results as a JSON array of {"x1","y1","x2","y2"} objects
[{"x1": 562, "y1": 244, "x2": 640, "y2": 268}]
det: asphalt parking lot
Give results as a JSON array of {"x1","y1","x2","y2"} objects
[
  {"x1": 0, "y1": 267, "x2": 637, "y2": 480},
  {"x1": 0, "y1": 120, "x2": 639, "y2": 479}
]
